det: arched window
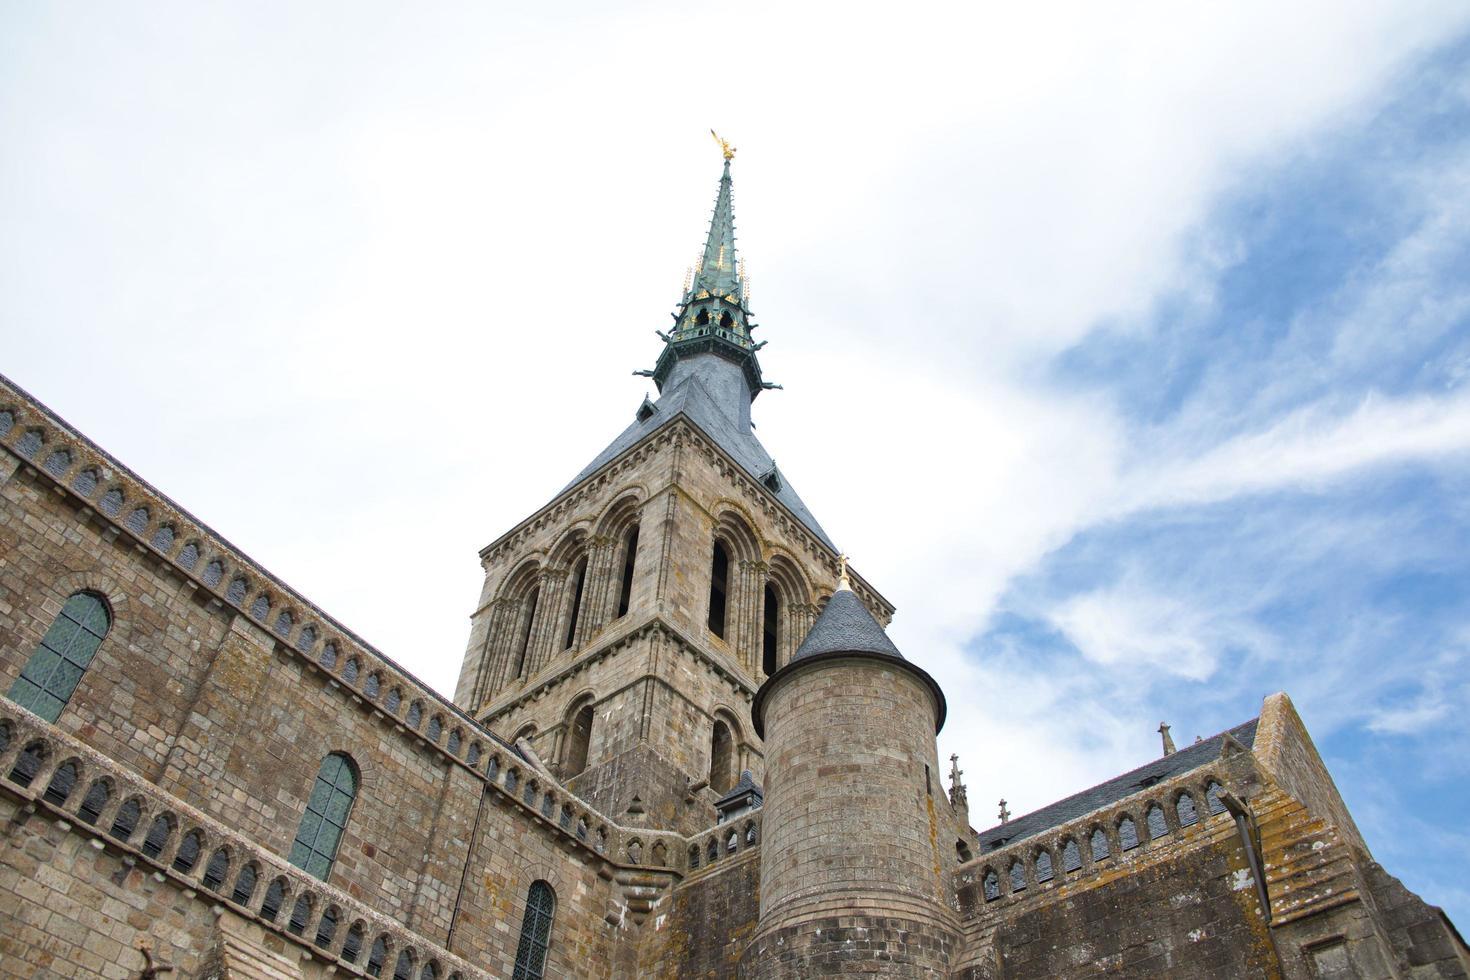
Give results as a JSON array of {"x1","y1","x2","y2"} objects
[
  {"x1": 563, "y1": 557, "x2": 587, "y2": 650},
  {"x1": 109, "y1": 797, "x2": 141, "y2": 841},
  {"x1": 343, "y1": 657, "x2": 360, "y2": 683},
  {"x1": 231, "y1": 863, "x2": 258, "y2": 905},
  {"x1": 1119, "y1": 816, "x2": 1140, "y2": 851},
  {"x1": 72, "y1": 467, "x2": 99, "y2": 496},
  {"x1": 44, "y1": 760, "x2": 78, "y2": 806},
  {"x1": 364, "y1": 673, "x2": 381, "y2": 698},
  {"x1": 707, "y1": 837, "x2": 719, "y2": 863},
  {"x1": 342, "y1": 922, "x2": 365, "y2": 963},
  {"x1": 564, "y1": 702, "x2": 594, "y2": 778},
  {"x1": 125, "y1": 506, "x2": 149, "y2": 534},
  {"x1": 1147, "y1": 803, "x2": 1169, "y2": 839},
  {"x1": 8, "y1": 740, "x2": 46, "y2": 787},
  {"x1": 688, "y1": 844, "x2": 700, "y2": 870},
  {"x1": 226, "y1": 577, "x2": 248, "y2": 604},
  {"x1": 957, "y1": 838, "x2": 973, "y2": 863},
  {"x1": 43, "y1": 449, "x2": 71, "y2": 478},
  {"x1": 202, "y1": 848, "x2": 230, "y2": 891},
  {"x1": 288, "y1": 894, "x2": 313, "y2": 935},
  {"x1": 762, "y1": 583, "x2": 779, "y2": 676},
  {"x1": 273, "y1": 611, "x2": 292, "y2": 638},
  {"x1": 709, "y1": 720, "x2": 734, "y2": 795},
  {"x1": 99, "y1": 487, "x2": 124, "y2": 516},
  {"x1": 385, "y1": 688, "x2": 402, "y2": 713},
  {"x1": 367, "y1": 936, "x2": 390, "y2": 977},
  {"x1": 427, "y1": 715, "x2": 442, "y2": 742},
  {"x1": 260, "y1": 878, "x2": 286, "y2": 922},
  {"x1": 178, "y1": 541, "x2": 200, "y2": 570},
  {"x1": 467, "y1": 742, "x2": 482, "y2": 766},
  {"x1": 78, "y1": 779, "x2": 110, "y2": 824},
  {"x1": 983, "y1": 869, "x2": 1001, "y2": 901},
  {"x1": 447, "y1": 729, "x2": 462, "y2": 755},
  {"x1": 707, "y1": 542, "x2": 729, "y2": 638},
  {"x1": 393, "y1": 949, "x2": 416, "y2": 980},
  {"x1": 616, "y1": 525, "x2": 639, "y2": 618},
  {"x1": 319, "y1": 642, "x2": 338, "y2": 669},
  {"x1": 407, "y1": 702, "x2": 422, "y2": 728},
  {"x1": 289, "y1": 753, "x2": 357, "y2": 880},
  {"x1": 296, "y1": 625, "x2": 317, "y2": 652},
  {"x1": 1206, "y1": 780, "x2": 1227, "y2": 815},
  {"x1": 1090, "y1": 827, "x2": 1110, "y2": 861},
  {"x1": 1035, "y1": 849, "x2": 1054, "y2": 882},
  {"x1": 1062, "y1": 838, "x2": 1082, "y2": 873},
  {"x1": 512, "y1": 880, "x2": 555, "y2": 980},
  {"x1": 202, "y1": 560, "x2": 224, "y2": 588},
  {"x1": 250, "y1": 594, "x2": 270, "y2": 621},
  {"x1": 745, "y1": 822, "x2": 757, "y2": 846},
  {"x1": 8, "y1": 590, "x2": 111, "y2": 722},
  {"x1": 141, "y1": 813, "x2": 173, "y2": 858},
  {"x1": 315, "y1": 905, "x2": 339, "y2": 949},
  {"x1": 514, "y1": 587, "x2": 540, "y2": 678},
  {"x1": 172, "y1": 830, "x2": 202, "y2": 873},
  {"x1": 151, "y1": 524, "x2": 175, "y2": 552},
  {"x1": 1177, "y1": 792, "x2": 1199, "y2": 827},
  {"x1": 1009, "y1": 860, "x2": 1027, "y2": 891}
]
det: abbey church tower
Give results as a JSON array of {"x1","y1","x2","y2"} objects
[{"x1": 452, "y1": 151, "x2": 893, "y2": 833}]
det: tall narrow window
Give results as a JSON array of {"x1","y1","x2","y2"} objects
[
  {"x1": 707, "y1": 542, "x2": 729, "y2": 638},
  {"x1": 709, "y1": 720, "x2": 734, "y2": 795},
  {"x1": 563, "y1": 558, "x2": 587, "y2": 650},
  {"x1": 762, "y1": 584, "x2": 779, "y2": 675},
  {"x1": 616, "y1": 525, "x2": 639, "y2": 618},
  {"x1": 564, "y1": 704, "x2": 593, "y2": 777},
  {"x1": 512, "y1": 880, "x2": 555, "y2": 980},
  {"x1": 8, "y1": 591, "x2": 110, "y2": 722},
  {"x1": 514, "y1": 587, "x2": 539, "y2": 678},
  {"x1": 289, "y1": 753, "x2": 358, "y2": 880}
]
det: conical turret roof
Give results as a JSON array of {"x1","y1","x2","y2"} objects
[{"x1": 792, "y1": 588, "x2": 904, "y2": 662}]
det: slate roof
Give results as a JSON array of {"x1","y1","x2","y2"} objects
[
  {"x1": 792, "y1": 588, "x2": 904, "y2": 661},
  {"x1": 974, "y1": 718, "x2": 1259, "y2": 850},
  {"x1": 715, "y1": 770, "x2": 764, "y2": 809},
  {"x1": 562, "y1": 353, "x2": 836, "y2": 550}
]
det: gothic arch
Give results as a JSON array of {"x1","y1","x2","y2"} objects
[
  {"x1": 708, "y1": 708, "x2": 744, "y2": 796},
  {"x1": 712, "y1": 507, "x2": 762, "y2": 564}
]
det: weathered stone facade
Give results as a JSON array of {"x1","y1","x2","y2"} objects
[{"x1": 1, "y1": 157, "x2": 1465, "y2": 978}]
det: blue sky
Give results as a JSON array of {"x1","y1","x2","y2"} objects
[{"x1": 2, "y1": 0, "x2": 1468, "y2": 928}]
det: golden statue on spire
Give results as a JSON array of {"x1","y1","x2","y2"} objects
[{"x1": 710, "y1": 129, "x2": 736, "y2": 161}]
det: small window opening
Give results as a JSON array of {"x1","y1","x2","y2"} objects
[
  {"x1": 762, "y1": 584, "x2": 779, "y2": 676},
  {"x1": 563, "y1": 557, "x2": 587, "y2": 650},
  {"x1": 616, "y1": 525, "x2": 639, "y2": 618},
  {"x1": 514, "y1": 587, "x2": 540, "y2": 677},
  {"x1": 707, "y1": 542, "x2": 729, "y2": 638}
]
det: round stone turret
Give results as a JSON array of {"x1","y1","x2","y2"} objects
[{"x1": 741, "y1": 585, "x2": 960, "y2": 977}]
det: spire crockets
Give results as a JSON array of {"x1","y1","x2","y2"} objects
[
  {"x1": 692, "y1": 141, "x2": 743, "y2": 302},
  {"x1": 646, "y1": 138, "x2": 774, "y2": 402}
]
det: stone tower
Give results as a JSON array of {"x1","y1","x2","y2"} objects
[
  {"x1": 452, "y1": 152, "x2": 894, "y2": 834},
  {"x1": 743, "y1": 573, "x2": 959, "y2": 976}
]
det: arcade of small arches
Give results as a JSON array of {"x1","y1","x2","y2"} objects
[{"x1": 971, "y1": 778, "x2": 1232, "y2": 906}]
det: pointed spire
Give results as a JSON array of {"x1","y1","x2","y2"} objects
[
  {"x1": 792, "y1": 587, "x2": 903, "y2": 662},
  {"x1": 691, "y1": 154, "x2": 743, "y2": 302}
]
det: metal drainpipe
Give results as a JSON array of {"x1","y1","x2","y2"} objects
[
  {"x1": 446, "y1": 779, "x2": 490, "y2": 950},
  {"x1": 1222, "y1": 792, "x2": 1272, "y2": 925}
]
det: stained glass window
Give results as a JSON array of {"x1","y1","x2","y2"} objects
[
  {"x1": 289, "y1": 753, "x2": 357, "y2": 880},
  {"x1": 511, "y1": 880, "x2": 555, "y2": 980},
  {"x1": 8, "y1": 591, "x2": 110, "y2": 722}
]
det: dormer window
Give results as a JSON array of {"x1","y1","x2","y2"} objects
[
  {"x1": 636, "y1": 397, "x2": 657, "y2": 423},
  {"x1": 761, "y1": 465, "x2": 783, "y2": 493}
]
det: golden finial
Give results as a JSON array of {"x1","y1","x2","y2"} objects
[
  {"x1": 837, "y1": 554, "x2": 851, "y2": 592},
  {"x1": 710, "y1": 129, "x2": 736, "y2": 161}
]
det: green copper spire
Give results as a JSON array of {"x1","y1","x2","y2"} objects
[
  {"x1": 642, "y1": 139, "x2": 777, "y2": 403},
  {"x1": 691, "y1": 156, "x2": 743, "y2": 302}
]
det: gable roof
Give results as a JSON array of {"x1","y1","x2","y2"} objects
[{"x1": 975, "y1": 718, "x2": 1259, "y2": 850}]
